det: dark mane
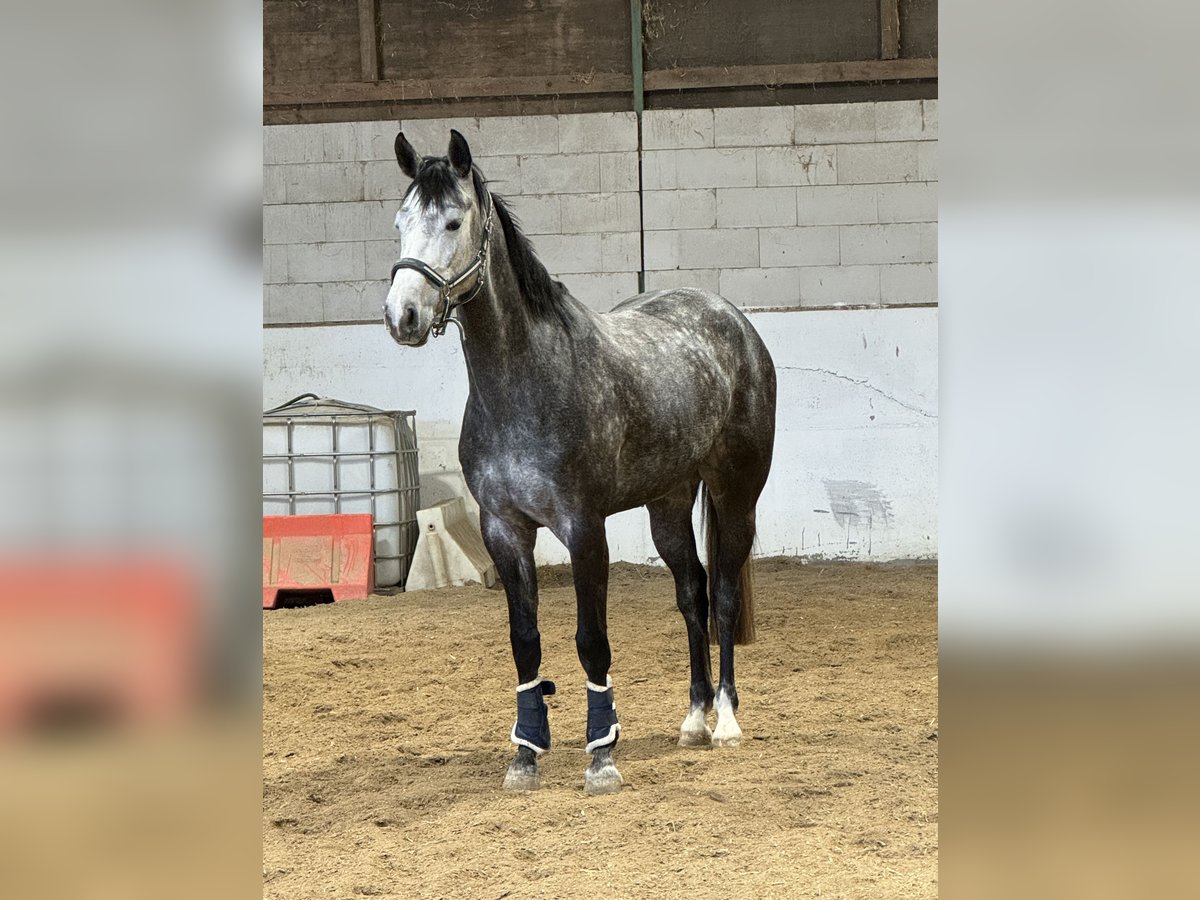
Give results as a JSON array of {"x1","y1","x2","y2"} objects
[{"x1": 489, "y1": 191, "x2": 579, "y2": 331}]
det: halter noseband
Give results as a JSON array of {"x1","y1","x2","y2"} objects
[{"x1": 390, "y1": 196, "x2": 494, "y2": 338}]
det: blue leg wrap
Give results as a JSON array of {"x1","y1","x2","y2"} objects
[
  {"x1": 585, "y1": 677, "x2": 621, "y2": 752},
  {"x1": 511, "y1": 677, "x2": 555, "y2": 754}
]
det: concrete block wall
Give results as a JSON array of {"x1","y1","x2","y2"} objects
[
  {"x1": 264, "y1": 112, "x2": 641, "y2": 324},
  {"x1": 642, "y1": 100, "x2": 937, "y2": 308},
  {"x1": 266, "y1": 101, "x2": 936, "y2": 324}
]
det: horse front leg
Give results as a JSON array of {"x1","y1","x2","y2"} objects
[
  {"x1": 565, "y1": 517, "x2": 624, "y2": 795},
  {"x1": 480, "y1": 510, "x2": 549, "y2": 791}
]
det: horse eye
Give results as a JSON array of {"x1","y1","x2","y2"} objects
[{"x1": 446, "y1": 220, "x2": 462, "y2": 232}]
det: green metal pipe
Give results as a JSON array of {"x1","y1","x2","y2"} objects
[
  {"x1": 630, "y1": 0, "x2": 645, "y2": 291},
  {"x1": 630, "y1": 0, "x2": 645, "y2": 117}
]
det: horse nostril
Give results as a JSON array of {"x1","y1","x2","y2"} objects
[{"x1": 403, "y1": 305, "x2": 418, "y2": 329}]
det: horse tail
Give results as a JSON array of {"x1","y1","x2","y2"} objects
[{"x1": 701, "y1": 483, "x2": 757, "y2": 645}]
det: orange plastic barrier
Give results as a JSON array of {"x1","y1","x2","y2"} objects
[{"x1": 262, "y1": 514, "x2": 374, "y2": 609}]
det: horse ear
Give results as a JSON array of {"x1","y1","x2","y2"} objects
[
  {"x1": 448, "y1": 129, "x2": 472, "y2": 178},
  {"x1": 395, "y1": 132, "x2": 420, "y2": 179}
]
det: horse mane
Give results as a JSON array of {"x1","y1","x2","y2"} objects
[
  {"x1": 402, "y1": 156, "x2": 579, "y2": 332},
  {"x1": 487, "y1": 189, "x2": 579, "y2": 332}
]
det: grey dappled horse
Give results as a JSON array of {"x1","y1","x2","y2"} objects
[{"x1": 383, "y1": 130, "x2": 776, "y2": 794}]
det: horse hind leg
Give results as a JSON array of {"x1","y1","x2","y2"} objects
[
  {"x1": 648, "y1": 481, "x2": 715, "y2": 748},
  {"x1": 703, "y1": 486, "x2": 761, "y2": 749}
]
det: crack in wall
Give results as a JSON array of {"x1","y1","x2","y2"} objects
[{"x1": 776, "y1": 366, "x2": 937, "y2": 419}]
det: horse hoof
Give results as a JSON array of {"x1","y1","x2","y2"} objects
[
  {"x1": 712, "y1": 720, "x2": 742, "y2": 748},
  {"x1": 503, "y1": 763, "x2": 542, "y2": 791},
  {"x1": 712, "y1": 691, "x2": 741, "y2": 748},
  {"x1": 584, "y1": 762, "x2": 624, "y2": 795},
  {"x1": 678, "y1": 726, "x2": 712, "y2": 748}
]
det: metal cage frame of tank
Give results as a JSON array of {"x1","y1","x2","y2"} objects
[{"x1": 262, "y1": 395, "x2": 420, "y2": 590}]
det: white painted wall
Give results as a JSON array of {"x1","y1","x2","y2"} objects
[{"x1": 263, "y1": 306, "x2": 936, "y2": 565}]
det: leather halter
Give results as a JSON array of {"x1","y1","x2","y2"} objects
[{"x1": 390, "y1": 195, "x2": 494, "y2": 338}]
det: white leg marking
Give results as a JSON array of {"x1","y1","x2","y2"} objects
[
  {"x1": 712, "y1": 689, "x2": 742, "y2": 748},
  {"x1": 679, "y1": 704, "x2": 712, "y2": 747}
]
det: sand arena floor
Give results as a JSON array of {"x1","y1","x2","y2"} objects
[{"x1": 264, "y1": 559, "x2": 938, "y2": 898}]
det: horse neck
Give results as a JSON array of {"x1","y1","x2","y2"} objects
[{"x1": 456, "y1": 223, "x2": 584, "y2": 406}]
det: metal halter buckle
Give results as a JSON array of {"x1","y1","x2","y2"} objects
[{"x1": 390, "y1": 197, "x2": 494, "y2": 338}]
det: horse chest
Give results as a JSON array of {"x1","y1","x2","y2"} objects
[{"x1": 460, "y1": 434, "x2": 572, "y2": 515}]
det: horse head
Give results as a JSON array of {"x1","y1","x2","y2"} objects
[{"x1": 384, "y1": 129, "x2": 491, "y2": 345}]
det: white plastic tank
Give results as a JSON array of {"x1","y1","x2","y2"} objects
[{"x1": 262, "y1": 395, "x2": 420, "y2": 589}]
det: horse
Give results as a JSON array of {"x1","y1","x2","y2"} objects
[{"x1": 383, "y1": 129, "x2": 776, "y2": 795}]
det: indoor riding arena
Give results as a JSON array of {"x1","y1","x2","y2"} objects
[{"x1": 263, "y1": 2, "x2": 938, "y2": 897}]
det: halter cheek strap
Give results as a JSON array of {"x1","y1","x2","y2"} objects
[{"x1": 390, "y1": 196, "x2": 494, "y2": 338}]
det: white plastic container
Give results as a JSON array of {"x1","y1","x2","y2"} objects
[{"x1": 263, "y1": 395, "x2": 420, "y2": 588}]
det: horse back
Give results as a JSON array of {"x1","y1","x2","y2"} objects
[{"x1": 604, "y1": 287, "x2": 774, "y2": 382}]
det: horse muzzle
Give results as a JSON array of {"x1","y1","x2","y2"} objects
[{"x1": 385, "y1": 302, "x2": 430, "y2": 346}]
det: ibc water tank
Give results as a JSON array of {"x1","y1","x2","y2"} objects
[{"x1": 262, "y1": 394, "x2": 420, "y2": 589}]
